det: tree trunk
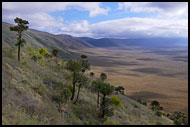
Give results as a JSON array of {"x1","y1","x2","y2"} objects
[
  {"x1": 73, "y1": 85, "x2": 81, "y2": 104},
  {"x1": 97, "y1": 90, "x2": 100, "y2": 107},
  {"x1": 101, "y1": 94, "x2": 106, "y2": 118},
  {"x1": 71, "y1": 72, "x2": 76, "y2": 100},
  {"x1": 18, "y1": 44, "x2": 20, "y2": 62},
  {"x1": 18, "y1": 33, "x2": 21, "y2": 62}
]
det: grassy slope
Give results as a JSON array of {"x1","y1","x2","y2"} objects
[
  {"x1": 2, "y1": 40, "x2": 173, "y2": 125},
  {"x1": 2, "y1": 22, "x2": 94, "y2": 59}
]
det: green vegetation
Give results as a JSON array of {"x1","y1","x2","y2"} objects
[
  {"x1": 99, "y1": 82, "x2": 114, "y2": 119},
  {"x1": 137, "y1": 99, "x2": 147, "y2": 106},
  {"x1": 166, "y1": 111, "x2": 187, "y2": 125},
  {"x1": 111, "y1": 96, "x2": 121, "y2": 107},
  {"x1": 73, "y1": 74, "x2": 89, "y2": 104},
  {"x1": 151, "y1": 101, "x2": 163, "y2": 111},
  {"x1": 115, "y1": 86, "x2": 125, "y2": 95},
  {"x1": 91, "y1": 80, "x2": 103, "y2": 107},
  {"x1": 61, "y1": 88, "x2": 72, "y2": 105},
  {"x1": 52, "y1": 48, "x2": 59, "y2": 57},
  {"x1": 66, "y1": 60, "x2": 82, "y2": 101},
  {"x1": 100, "y1": 73, "x2": 107, "y2": 82},
  {"x1": 9, "y1": 17, "x2": 29, "y2": 62},
  {"x1": 155, "y1": 110, "x2": 164, "y2": 117},
  {"x1": 90, "y1": 72, "x2": 95, "y2": 78},
  {"x1": 2, "y1": 19, "x2": 177, "y2": 125}
]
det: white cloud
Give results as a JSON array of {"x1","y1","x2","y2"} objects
[
  {"x1": 2, "y1": 2, "x2": 110, "y2": 32},
  {"x1": 117, "y1": 2, "x2": 188, "y2": 18},
  {"x1": 2, "y1": 2, "x2": 188, "y2": 38},
  {"x1": 58, "y1": 17, "x2": 188, "y2": 38}
]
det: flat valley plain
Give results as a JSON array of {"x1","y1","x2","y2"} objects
[{"x1": 70, "y1": 45, "x2": 188, "y2": 116}]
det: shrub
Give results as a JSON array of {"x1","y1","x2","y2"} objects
[
  {"x1": 33, "y1": 83, "x2": 47, "y2": 97},
  {"x1": 27, "y1": 46, "x2": 33, "y2": 52},
  {"x1": 151, "y1": 100, "x2": 162, "y2": 111},
  {"x1": 52, "y1": 48, "x2": 59, "y2": 57},
  {"x1": 137, "y1": 99, "x2": 147, "y2": 106},
  {"x1": 37, "y1": 48, "x2": 50, "y2": 56},
  {"x1": 171, "y1": 111, "x2": 187, "y2": 125},
  {"x1": 115, "y1": 86, "x2": 125, "y2": 95},
  {"x1": 58, "y1": 60, "x2": 66, "y2": 68},
  {"x1": 111, "y1": 96, "x2": 121, "y2": 107},
  {"x1": 104, "y1": 120, "x2": 120, "y2": 125},
  {"x1": 155, "y1": 110, "x2": 164, "y2": 117},
  {"x1": 69, "y1": 83, "x2": 74, "y2": 92},
  {"x1": 156, "y1": 122, "x2": 163, "y2": 125},
  {"x1": 20, "y1": 61, "x2": 28, "y2": 66},
  {"x1": 134, "y1": 105, "x2": 139, "y2": 108},
  {"x1": 61, "y1": 88, "x2": 72, "y2": 104},
  {"x1": 56, "y1": 81, "x2": 63, "y2": 90},
  {"x1": 90, "y1": 72, "x2": 94, "y2": 77},
  {"x1": 31, "y1": 55, "x2": 38, "y2": 62}
]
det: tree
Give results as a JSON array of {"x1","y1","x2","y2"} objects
[
  {"x1": 81, "y1": 54, "x2": 87, "y2": 59},
  {"x1": 115, "y1": 86, "x2": 125, "y2": 95},
  {"x1": 90, "y1": 72, "x2": 95, "y2": 78},
  {"x1": 52, "y1": 48, "x2": 59, "y2": 57},
  {"x1": 73, "y1": 74, "x2": 89, "y2": 104},
  {"x1": 9, "y1": 17, "x2": 29, "y2": 62},
  {"x1": 89, "y1": 72, "x2": 95, "y2": 86},
  {"x1": 66, "y1": 60, "x2": 82, "y2": 100},
  {"x1": 100, "y1": 98, "x2": 114, "y2": 120},
  {"x1": 151, "y1": 101, "x2": 163, "y2": 111},
  {"x1": 91, "y1": 80, "x2": 104, "y2": 107},
  {"x1": 80, "y1": 54, "x2": 90, "y2": 73},
  {"x1": 100, "y1": 73, "x2": 107, "y2": 82},
  {"x1": 99, "y1": 82, "x2": 114, "y2": 118}
]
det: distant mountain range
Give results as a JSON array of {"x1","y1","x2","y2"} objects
[
  {"x1": 79, "y1": 37, "x2": 188, "y2": 49},
  {"x1": 2, "y1": 22, "x2": 188, "y2": 53}
]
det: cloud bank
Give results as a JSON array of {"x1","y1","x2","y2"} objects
[{"x1": 2, "y1": 2, "x2": 188, "y2": 38}]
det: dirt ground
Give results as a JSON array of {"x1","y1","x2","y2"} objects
[{"x1": 71, "y1": 46, "x2": 188, "y2": 116}]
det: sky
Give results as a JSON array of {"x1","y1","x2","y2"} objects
[{"x1": 2, "y1": 2, "x2": 188, "y2": 39}]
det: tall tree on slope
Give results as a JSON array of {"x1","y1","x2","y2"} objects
[{"x1": 10, "y1": 17, "x2": 29, "y2": 62}]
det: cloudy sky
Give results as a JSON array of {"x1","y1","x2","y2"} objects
[{"x1": 2, "y1": 2, "x2": 188, "y2": 39}]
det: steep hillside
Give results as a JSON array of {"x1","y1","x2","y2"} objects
[
  {"x1": 79, "y1": 37, "x2": 120, "y2": 47},
  {"x1": 2, "y1": 38, "x2": 174, "y2": 125},
  {"x1": 2, "y1": 22, "x2": 94, "y2": 59}
]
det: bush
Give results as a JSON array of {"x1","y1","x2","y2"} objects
[
  {"x1": 69, "y1": 83, "x2": 74, "y2": 92},
  {"x1": 172, "y1": 111, "x2": 187, "y2": 125},
  {"x1": 20, "y1": 61, "x2": 28, "y2": 66},
  {"x1": 56, "y1": 81, "x2": 63, "y2": 90},
  {"x1": 155, "y1": 110, "x2": 164, "y2": 117},
  {"x1": 58, "y1": 60, "x2": 66, "y2": 68},
  {"x1": 111, "y1": 96, "x2": 121, "y2": 107},
  {"x1": 137, "y1": 99, "x2": 147, "y2": 106},
  {"x1": 104, "y1": 120, "x2": 120, "y2": 125},
  {"x1": 33, "y1": 83, "x2": 47, "y2": 97},
  {"x1": 156, "y1": 122, "x2": 163, "y2": 125},
  {"x1": 37, "y1": 48, "x2": 50, "y2": 56},
  {"x1": 27, "y1": 46, "x2": 33, "y2": 52},
  {"x1": 61, "y1": 88, "x2": 72, "y2": 104}
]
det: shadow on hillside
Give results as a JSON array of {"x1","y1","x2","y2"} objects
[
  {"x1": 88, "y1": 55, "x2": 142, "y2": 67},
  {"x1": 130, "y1": 67, "x2": 186, "y2": 78},
  {"x1": 136, "y1": 58, "x2": 159, "y2": 62},
  {"x1": 127, "y1": 91, "x2": 169, "y2": 101}
]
